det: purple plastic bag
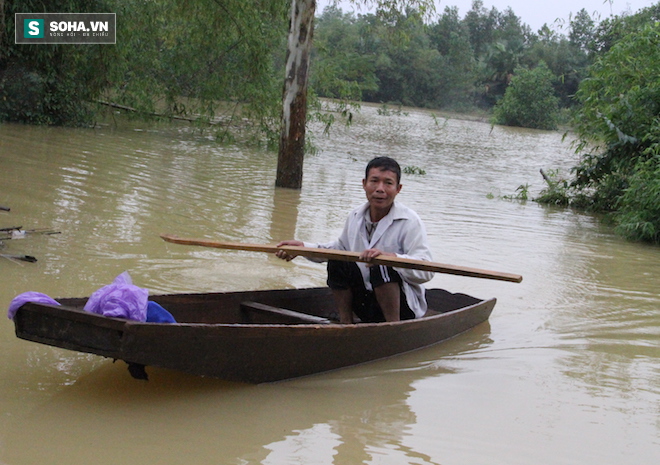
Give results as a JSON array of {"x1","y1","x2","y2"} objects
[
  {"x1": 8, "y1": 292, "x2": 61, "y2": 319},
  {"x1": 83, "y1": 272, "x2": 149, "y2": 322}
]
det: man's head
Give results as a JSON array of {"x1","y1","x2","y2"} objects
[
  {"x1": 363, "y1": 157, "x2": 402, "y2": 221},
  {"x1": 365, "y1": 157, "x2": 401, "y2": 184}
]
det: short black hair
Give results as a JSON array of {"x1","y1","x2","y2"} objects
[{"x1": 365, "y1": 157, "x2": 401, "y2": 184}]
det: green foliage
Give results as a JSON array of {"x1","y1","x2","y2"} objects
[
  {"x1": 463, "y1": 0, "x2": 499, "y2": 57},
  {"x1": 572, "y1": 21, "x2": 660, "y2": 188},
  {"x1": 312, "y1": 1, "x2": 592, "y2": 112},
  {"x1": 590, "y1": 3, "x2": 660, "y2": 53},
  {"x1": 0, "y1": 0, "x2": 117, "y2": 125},
  {"x1": 467, "y1": 1, "x2": 534, "y2": 106},
  {"x1": 523, "y1": 12, "x2": 594, "y2": 108},
  {"x1": 366, "y1": 9, "x2": 449, "y2": 108},
  {"x1": 573, "y1": 23, "x2": 660, "y2": 163},
  {"x1": 376, "y1": 103, "x2": 408, "y2": 116},
  {"x1": 403, "y1": 165, "x2": 426, "y2": 175},
  {"x1": 430, "y1": 112, "x2": 448, "y2": 128},
  {"x1": 311, "y1": 6, "x2": 378, "y2": 102},
  {"x1": 534, "y1": 169, "x2": 571, "y2": 206},
  {"x1": 312, "y1": 3, "x2": 483, "y2": 109},
  {"x1": 614, "y1": 156, "x2": 660, "y2": 243},
  {"x1": 1, "y1": 0, "x2": 289, "y2": 135},
  {"x1": 426, "y1": 6, "x2": 477, "y2": 108},
  {"x1": 502, "y1": 183, "x2": 530, "y2": 201},
  {"x1": 492, "y1": 62, "x2": 560, "y2": 130},
  {"x1": 568, "y1": 8, "x2": 597, "y2": 51},
  {"x1": 566, "y1": 19, "x2": 660, "y2": 243},
  {"x1": 2, "y1": 0, "x2": 598, "y2": 130},
  {"x1": 106, "y1": 0, "x2": 289, "y2": 141}
]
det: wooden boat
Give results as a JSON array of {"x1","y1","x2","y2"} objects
[{"x1": 12, "y1": 287, "x2": 495, "y2": 383}]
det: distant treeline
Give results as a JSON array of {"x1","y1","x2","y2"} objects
[{"x1": 311, "y1": 1, "x2": 595, "y2": 111}]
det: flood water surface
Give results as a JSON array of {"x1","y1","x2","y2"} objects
[{"x1": 1, "y1": 106, "x2": 659, "y2": 464}]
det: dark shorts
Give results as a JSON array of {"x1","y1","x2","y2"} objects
[{"x1": 326, "y1": 260, "x2": 415, "y2": 323}]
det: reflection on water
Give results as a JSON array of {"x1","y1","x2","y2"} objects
[
  {"x1": 264, "y1": 423, "x2": 342, "y2": 465},
  {"x1": 1, "y1": 105, "x2": 659, "y2": 464}
]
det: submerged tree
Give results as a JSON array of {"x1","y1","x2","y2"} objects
[
  {"x1": 277, "y1": 0, "x2": 316, "y2": 189},
  {"x1": 276, "y1": 0, "x2": 435, "y2": 189},
  {"x1": 493, "y1": 62, "x2": 559, "y2": 130}
]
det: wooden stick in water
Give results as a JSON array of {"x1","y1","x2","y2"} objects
[
  {"x1": 160, "y1": 234, "x2": 523, "y2": 283},
  {"x1": 0, "y1": 254, "x2": 37, "y2": 263}
]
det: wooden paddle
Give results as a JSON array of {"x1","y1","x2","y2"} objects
[{"x1": 160, "y1": 234, "x2": 522, "y2": 283}]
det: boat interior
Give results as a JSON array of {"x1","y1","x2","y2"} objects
[{"x1": 56, "y1": 287, "x2": 484, "y2": 325}]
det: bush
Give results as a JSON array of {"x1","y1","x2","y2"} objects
[
  {"x1": 570, "y1": 22, "x2": 660, "y2": 243},
  {"x1": 0, "y1": 1, "x2": 114, "y2": 126},
  {"x1": 535, "y1": 169, "x2": 570, "y2": 206},
  {"x1": 492, "y1": 62, "x2": 560, "y2": 130},
  {"x1": 0, "y1": 64, "x2": 96, "y2": 125},
  {"x1": 614, "y1": 155, "x2": 660, "y2": 243}
]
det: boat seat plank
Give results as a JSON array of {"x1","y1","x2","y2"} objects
[{"x1": 240, "y1": 301, "x2": 332, "y2": 325}]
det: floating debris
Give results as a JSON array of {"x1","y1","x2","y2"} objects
[
  {"x1": 0, "y1": 227, "x2": 61, "y2": 241},
  {"x1": 0, "y1": 254, "x2": 37, "y2": 263},
  {"x1": 0, "y1": 226, "x2": 58, "y2": 263}
]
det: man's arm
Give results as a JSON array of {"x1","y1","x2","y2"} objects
[{"x1": 393, "y1": 219, "x2": 434, "y2": 284}]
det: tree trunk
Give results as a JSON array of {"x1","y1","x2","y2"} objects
[{"x1": 276, "y1": 0, "x2": 316, "y2": 189}]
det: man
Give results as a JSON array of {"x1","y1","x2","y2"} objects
[{"x1": 276, "y1": 156, "x2": 433, "y2": 324}]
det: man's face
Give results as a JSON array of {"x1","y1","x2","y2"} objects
[{"x1": 363, "y1": 167, "x2": 402, "y2": 213}]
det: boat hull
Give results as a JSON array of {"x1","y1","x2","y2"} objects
[{"x1": 13, "y1": 287, "x2": 495, "y2": 383}]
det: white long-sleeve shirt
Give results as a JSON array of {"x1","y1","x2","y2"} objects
[{"x1": 304, "y1": 201, "x2": 434, "y2": 318}]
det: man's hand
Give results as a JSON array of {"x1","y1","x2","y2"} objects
[
  {"x1": 275, "y1": 240, "x2": 304, "y2": 261},
  {"x1": 359, "y1": 248, "x2": 396, "y2": 263}
]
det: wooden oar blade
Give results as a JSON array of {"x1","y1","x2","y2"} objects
[
  {"x1": 160, "y1": 234, "x2": 522, "y2": 283},
  {"x1": 160, "y1": 234, "x2": 278, "y2": 253}
]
